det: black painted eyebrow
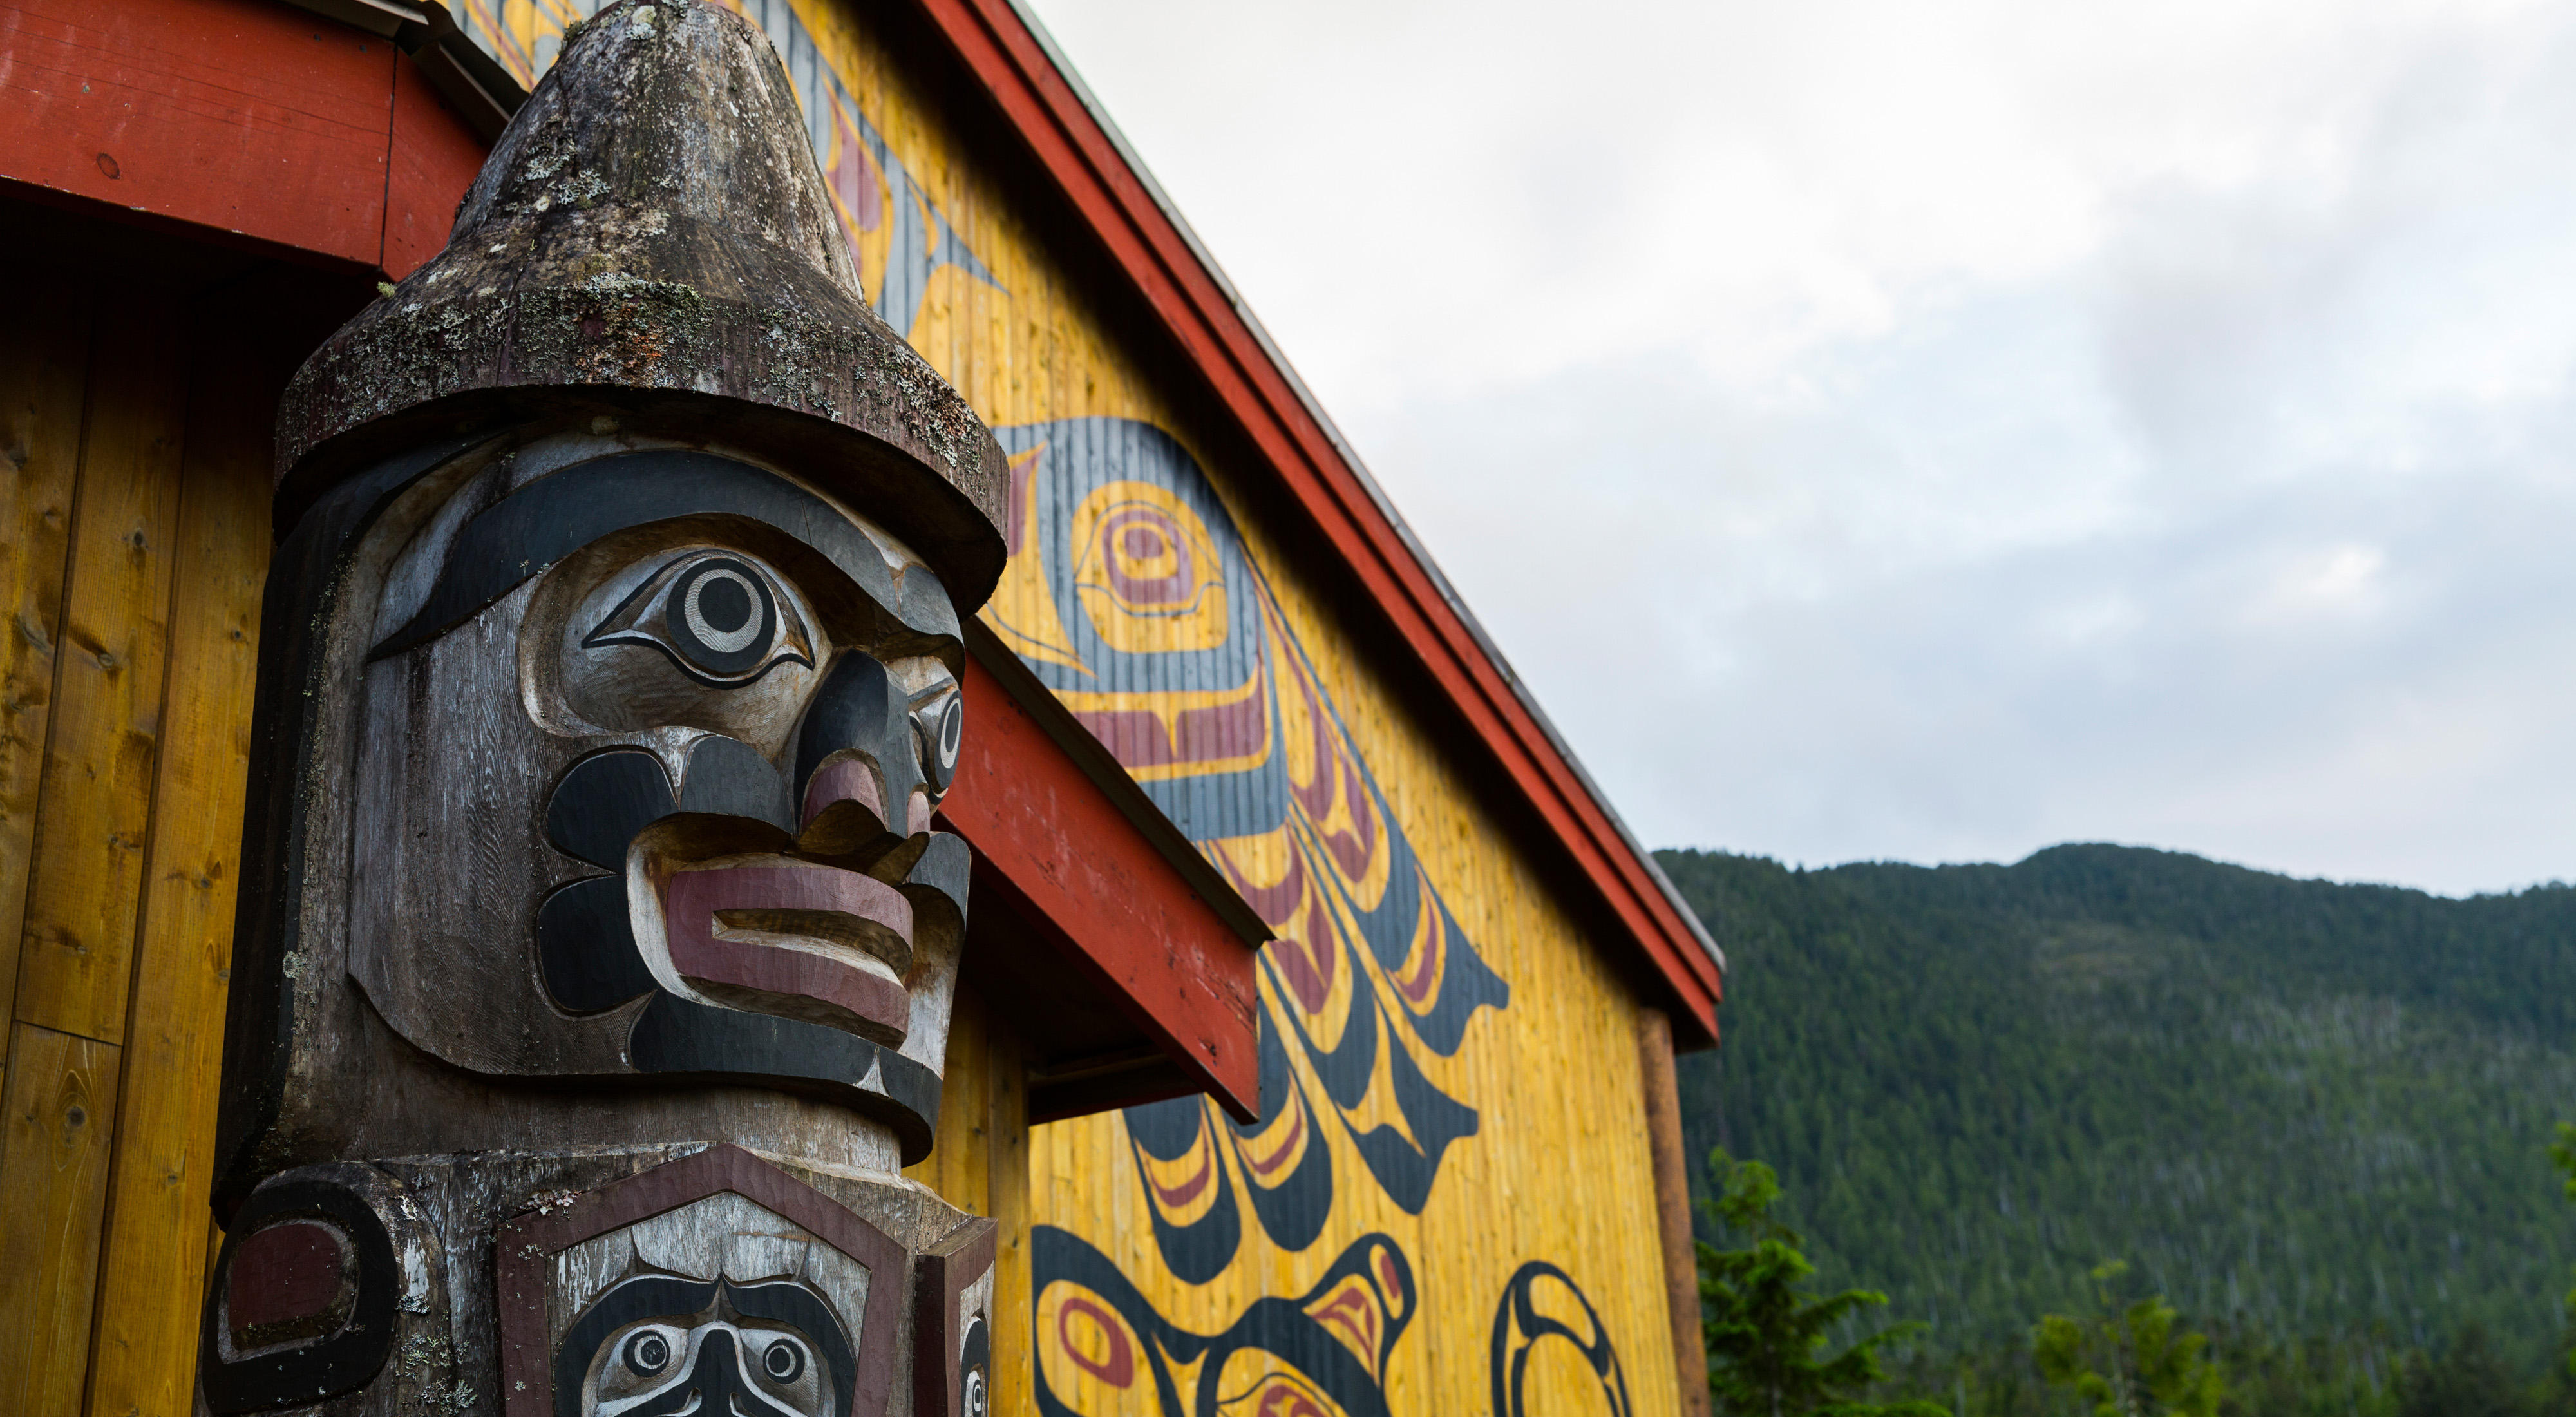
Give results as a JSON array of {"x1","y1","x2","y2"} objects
[
  {"x1": 554, "y1": 1273, "x2": 721, "y2": 1417},
  {"x1": 548, "y1": 1273, "x2": 860, "y2": 1417},
  {"x1": 372, "y1": 450, "x2": 958, "y2": 659}
]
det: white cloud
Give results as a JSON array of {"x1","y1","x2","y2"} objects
[{"x1": 1027, "y1": 0, "x2": 2576, "y2": 893}]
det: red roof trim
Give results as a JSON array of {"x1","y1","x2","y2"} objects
[
  {"x1": 909, "y1": 0, "x2": 1723, "y2": 1041},
  {"x1": 941, "y1": 622, "x2": 1265, "y2": 1121}
]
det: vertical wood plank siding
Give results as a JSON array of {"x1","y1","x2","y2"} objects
[
  {"x1": 86, "y1": 331, "x2": 276, "y2": 1417},
  {"x1": 776, "y1": 0, "x2": 1692, "y2": 1405},
  {"x1": 0, "y1": 1, "x2": 1709, "y2": 1409},
  {"x1": 446, "y1": 3, "x2": 1700, "y2": 1414},
  {"x1": 14, "y1": 300, "x2": 189, "y2": 1049},
  {"x1": 0, "y1": 1022, "x2": 124, "y2": 1412},
  {"x1": 0, "y1": 286, "x2": 88, "y2": 1036},
  {"x1": 0, "y1": 286, "x2": 272, "y2": 1413}
]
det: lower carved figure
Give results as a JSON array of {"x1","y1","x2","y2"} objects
[
  {"x1": 200, "y1": 1146, "x2": 1001, "y2": 1417},
  {"x1": 567, "y1": 1279, "x2": 850, "y2": 1417},
  {"x1": 495, "y1": 1148, "x2": 913, "y2": 1417}
]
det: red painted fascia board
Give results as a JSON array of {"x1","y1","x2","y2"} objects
[
  {"x1": 0, "y1": 0, "x2": 487, "y2": 283},
  {"x1": 906, "y1": 0, "x2": 1724, "y2": 1041},
  {"x1": 383, "y1": 44, "x2": 490, "y2": 278},
  {"x1": 0, "y1": 0, "x2": 396, "y2": 266},
  {"x1": 941, "y1": 637, "x2": 1264, "y2": 1121}
]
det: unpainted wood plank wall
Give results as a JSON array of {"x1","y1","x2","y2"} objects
[{"x1": 0, "y1": 287, "x2": 271, "y2": 1414}]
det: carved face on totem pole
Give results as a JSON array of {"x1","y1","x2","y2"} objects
[
  {"x1": 203, "y1": 2, "x2": 1011, "y2": 1411},
  {"x1": 346, "y1": 432, "x2": 971, "y2": 1125},
  {"x1": 212, "y1": 0, "x2": 1012, "y2": 1185}
]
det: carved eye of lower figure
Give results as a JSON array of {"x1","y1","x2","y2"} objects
[
  {"x1": 624, "y1": 1329, "x2": 672, "y2": 1376},
  {"x1": 912, "y1": 688, "x2": 963, "y2": 794},
  {"x1": 762, "y1": 1336, "x2": 806, "y2": 1382},
  {"x1": 584, "y1": 553, "x2": 815, "y2": 687}
]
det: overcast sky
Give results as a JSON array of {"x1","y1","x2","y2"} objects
[{"x1": 1021, "y1": 0, "x2": 2576, "y2": 897}]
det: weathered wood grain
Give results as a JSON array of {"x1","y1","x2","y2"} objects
[
  {"x1": 0, "y1": 285, "x2": 89, "y2": 1034},
  {"x1": 0, "y1": 1021, "x2": 124, "y2": 1414},
  {"x1": 12, "y1": 298, "x2": 187, "y2": 1045},
  {"x1": 86, "y1": 331, "x2": 273, "y2": 1417}
]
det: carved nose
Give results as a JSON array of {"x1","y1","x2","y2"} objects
[
  {"x1": 795, "y1": 754, "x2": 931, "y2": 855},
  {"x1": 628, "y1": 1329, "x2": 735, "y2": 1416},
  {"x1": 799, "y1": 756, "x2": 885, "y2": 832},
  {"x1": 629, "y1": 1327, "x2": 796, "y2": 1417},
  {"x1": 794, "y1": 653, "x2": 926, "y2": 839},
  {"x1": 793, "y1": 652, "x2": 934, "y2": 852}
]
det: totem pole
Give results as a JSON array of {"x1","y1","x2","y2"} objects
[{"x1": 198, "y1": 5, "x2": 1005, "y2": 1413}]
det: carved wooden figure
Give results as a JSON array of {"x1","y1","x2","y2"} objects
[{"x1": 199, "y1": 3, "x2": 1007, "y2": 1412}]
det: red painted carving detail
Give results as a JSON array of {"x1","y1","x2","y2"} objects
[
  {"x1": 664, "y1": 864, "x2": 914, "y2": 1042},
  {"x1": 227, "y1": 1219, "x2": 349, "y2": 1346}
]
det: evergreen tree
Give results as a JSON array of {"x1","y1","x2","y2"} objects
[
  {"x1": 2032, "y1": 1260, "x2": 2224, "y2": 1417},
  {"x1": 1698, "y1": 1147, "x2": 1949, "y2": 1417},
  {"x1": 2392, "y1": 1325, "x2": 2522, "y2": 1417},
  {"x1": 1659, "y1": 845, "x2": 2576, "y2": 1378}
]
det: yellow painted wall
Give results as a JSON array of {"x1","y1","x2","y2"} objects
[
  {"x1": 0, "y1": 2, "x2": 1690, "y2": 1411},
  {"x1": 447, "y1": 2, "x2": 1693, "y2": 1412}
]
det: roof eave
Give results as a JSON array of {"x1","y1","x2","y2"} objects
[{"x1": 936, "y1": 0, "x2": 1726, "y2": 1039}]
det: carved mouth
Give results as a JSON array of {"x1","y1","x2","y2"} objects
[{"x1": 661, "y1": 861, "x2": 914, "y2": 1047}]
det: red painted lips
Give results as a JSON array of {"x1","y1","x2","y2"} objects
[{"x1": 663, "y1": 862, "x2": 914, "y2": 1046}]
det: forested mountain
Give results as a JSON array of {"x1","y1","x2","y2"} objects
[{"x1": 1658, "y1": 844, "x2": 2576, "y2": 1380}]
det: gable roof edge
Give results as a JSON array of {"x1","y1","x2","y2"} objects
[{"x1": 927, "y1": 0, "x2": 1726, "y2": 1040}]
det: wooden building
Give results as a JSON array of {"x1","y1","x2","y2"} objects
[{"x1": 0, "y1": 1, "x2": 1725, "y2": 1412}]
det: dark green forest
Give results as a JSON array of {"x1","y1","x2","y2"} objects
[{"x1": 1659, "y1": 844, "x2": 2576, "y2": 1408}]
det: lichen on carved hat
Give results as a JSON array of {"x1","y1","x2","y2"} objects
[{"x1": 276, "y1": 0, "x2": 1006, "y2": 608}]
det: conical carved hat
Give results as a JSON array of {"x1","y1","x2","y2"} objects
[{"x1": 276, "y1": 0, "x2": 1006, "y2": 607}]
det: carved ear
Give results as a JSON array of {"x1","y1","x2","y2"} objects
[
  {"x1": 917, "y1": 1215, "x2": 1000, "y2": 1417},
  {"x1": 199, "y1": 1164, "x2": 446, "y2": 1414}
]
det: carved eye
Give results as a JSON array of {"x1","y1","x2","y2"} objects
[
  {"x1": 583, "y1": 552, "x2": 815, "y2": 687},
  {"x1": 762, "y1": 1336, "x2": 806, "y2": 1382},
  {"x1": 625, "y1": 1329, "x2": 672, "y2": 1375},
  {"x1": 912, "y1": 688, "x2": 962, "y2": 794},
  {"x1": 964, "y1": 1366, "x2": 987, "y2": 1417}
]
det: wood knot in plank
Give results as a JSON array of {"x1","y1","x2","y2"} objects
[{"x1": 28, "y1": 924, "x2": 90, "y2": 958}]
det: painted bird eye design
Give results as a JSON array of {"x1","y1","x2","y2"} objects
[
  {"x1": 762, "y1": 1336, "x2": 806, "y2": 1382},
  {"x1": 624, "y1": 1329, "x2": 672, "y2": 1375},
  {"x1": 584, "y1": 552, "x2": 815, "y2": 687}
]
